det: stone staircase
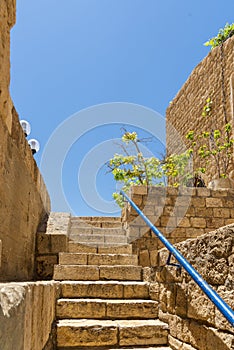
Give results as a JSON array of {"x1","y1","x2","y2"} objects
[{"x1": 53, "y1": 217, "x2": 171, "y2": 349}]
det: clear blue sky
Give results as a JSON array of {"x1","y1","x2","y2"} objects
[{"x1": 10, "y1": 0, "x2": 234, "y2": 216}]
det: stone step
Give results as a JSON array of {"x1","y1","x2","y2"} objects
[
  {"x1": 70, "y1": 227, "x2": 126, "y2": 235},
  {"x1": 68, "y1": 242, "x2": 133, "y2": 254},
  {"x1": 69, "y1": 234, "x2": 128, "y2": 245},
  {"x1": 108, "y1": 348, "x2": 172, "y2": 350},
  {"x1": 53, "y1": 265, "x2": 142, "y2": 281},
  {"x1": 60, "y1": 281, "x2": 150, "y2": 299},
  {"x1": 57, "y1": 298, "x2": 159, "y2": 319},
  {"x1": 71, "y1": 221, "x2": 123, "y2": 228},
  {"x1": 59, "y1": 253, "x2": 138, "y2": 266},
  {"x1": 56, "y1": 319, "x2": 169, "y2": 348},
  {"x1": 71, "y1": 216, "x2": 121, "y2": 223}
]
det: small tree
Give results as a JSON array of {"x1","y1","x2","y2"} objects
[{"x1": 108, "y1": 131, "x2": 193, "y2": 207}]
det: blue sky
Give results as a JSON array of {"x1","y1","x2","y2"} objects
[{"x1": 10, "y1": 0, "x2": 234, "y2": 216}]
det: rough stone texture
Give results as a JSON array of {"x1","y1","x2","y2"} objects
[
  {"x1": 166, "y1": 36, "x2": 234, "y2": 184},
  {"x1": 123, "y1": 185, "x2": 234, "y2": 268},
  {"x1": 0, "y1": 281, "x2": 58, "y2": 350},
  {"x1": 0, "y1": 0, "x2": 50, "y2": 281},
  {"x1": 57, "y1": 319, "x2": 168, "y2": 348},
  {"x1": 36, "y1": 213, "x2": 70, "y2": 280},
  {"x1": 149, "y1": 224, "x2": 234, "y2": 349}
]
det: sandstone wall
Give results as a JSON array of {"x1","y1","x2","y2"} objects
[
  {"x1": 0, "y1": 0, "x2": 51, "y2": 281},
  {"x1": 166, "y1": 36, "x2": 234, "y2": 183},
  {"x1": 0, "y1": 281, "x2": 59, "y2": 350},
  {"x1": 36, "y1": 213, "x2": 70, "y2": 280},
  {"x1": 123, "y1": 185, "x2": 234, "y2": 267},
  {"x1": 144, "y1": 224, "x2": 234, "y2": 350}
]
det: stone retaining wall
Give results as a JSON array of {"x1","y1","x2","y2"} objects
[
  {"x1": 144, "y1": 224, "x2": 234, "y2": 350},
  {"x1": 36, "y1": 213, "x2": 70, "y2": 280},
  {"x1": 0, "y1": 281, "x2": 59, "y2": 350},
  {"x1": 123, "y1": 185, "x2": 234, "y2": 267},
  {"x1": 0, "y1": 0, "x2": 51, "y2": 281}
]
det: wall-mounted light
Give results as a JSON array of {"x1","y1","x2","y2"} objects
[
  {"x1": 20, "y1": 120, "x2": 31, "y2": 137},
  {"x1": 28, "y1": 139, "x2": 40, "y2": 155}
]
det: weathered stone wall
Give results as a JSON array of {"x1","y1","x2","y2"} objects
[
  {"x1": 144, "y1": 224, "x2": 234, "y2": 349},
  {"x1": 0, "y1": 281, "x2": 59, "y2": 350},
  {"x1": 36, "y1": 213, "x2": 70, "y2": 280},
  {"x1": 0, "y1": 0, "x2": 51, "y2": 281},
  {"x1": 166, "y1": 36, "x2": 234, "y2": 183},
  {"x1": 123, "y1": 186, "x2": 234, "y2": 266}
]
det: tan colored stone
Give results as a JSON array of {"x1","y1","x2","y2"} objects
[
  {"x1": 57, "y1": 298, "x2": 106, "y2": 319},
  {"x1": 99, "y1": 266, "x2": 142, "y2": 281},
  {"x1": 59, "y1": 253, "x2": 87, "y2": 265},
  {"x1": 123, "y1": 282, "x2": 150, "y2": 299},
  {"x1": 119, "y1": 319, "x2": 168, "y2": 346},
  {"x1": 98, "y1": 245, "x2": 132, "y2": 254},
  {"x1": 213, "y1": 208, "x2": 230, "y2": 218},
  {"x1": 50, "y1": 234, "x2": 68, "y2": 253},
  {"x1": 61, "y1": 281, "x2": 124, "y2": 299},
  {"x1": 57, "y1": 319, "x2": 118, "y2": 347},
  {"x1": 131, "y1": 185, "x2": 148, "y2": 195},
  {"x1": 68, "y1": 242, "x2": 97, "y2": 253},
  {"x1": 88, "y1": 253, "x2": 138, "y2": 266},
  {"x1": 106, "y1": 299, "x2": 158, "y2": 319},
  {"x1": 206, "y1": 197, "x2": 223, "y2": 207},
  {"x1": 190, "y1": 217, "x2": 206, "y2": 228},
  {"x1": 53, "y1": 265, "x2": 100, "y2": 281}
]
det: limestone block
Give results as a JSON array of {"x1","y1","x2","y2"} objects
[
  {"x1": 196, "y1": 188, "x2": 211, "y2": 197},
  {"x1": 98, "y1": 245, "x2": 132, "y2": 254},
  {"x1": 68, "y1": 242, "x2": 97, "y2": 253},
  {"x1": 123, "y1": 282, "x2": 150, "y2": 299},
  {"x1": 190, "y1": 217, "x2": 206, "y2": 228},
  {"x1": 57, "y1": 319, "x2": 118, "y2": 347},
  {"x1": 59, "y1": 252, "x2": 87, "y2": 265},
  {"x1": 131, "y1": 194, "x2": 143, "y2": 206},
  {"x1": 187, "y1": 282, "x2": 215, "y2": 324},
  {"x1": 213, "y1": 208, "x2": 230, "y2": 218},
  {"x1": 106, "y1": 299, "x2": 159, "y2": 319},
  {"x1": 46, "y1": 212, "x2": 70, "y2": 236},
  {"x1": 53, "y1": 265, "x2": 100, "y2": 281},
  {"x1": 131, "y1": 185, "x2": 148, "y2": 195},
  {"x1": 88, "y1": 253, "x2": 138, "y2": 266},
  {"x1": 36, "y1": 255, "x2": 58, "y2": 280},
  {"x1": 50, "y1": 234, "x2": 68, "y2": 253},
  {"x1": 139, "y1": 250, "x2": 150, "y2": 267},
  {"x1": 57, "y1": 298, "x2": 106, "y2": 319},
  {"x1": 37, "y1": 233, "x2": 50, "y2": 254},
  {"x1": 99, "y1": 265, "x2": 142, "y2": 281},
  {"x1": 206, "y1": 197, "x2": 223, "y2": 207},
  {"x1": 119, "y1": 319, "x2": 168, "y2": 346},
  {"x1": 61, "y1": 281, "x2": 124, "y2": 299}
]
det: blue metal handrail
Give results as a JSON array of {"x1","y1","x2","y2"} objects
[{"x1": 120, "y1": 190, "x2": 234, "y2": 327}]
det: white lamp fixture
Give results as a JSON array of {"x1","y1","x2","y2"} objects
[
  {"x1": 28, "y1": 139, "x2": 40, "y2": 155},
  {"x1": 20, "y1": 120, "x2": 31, "y2": 137}
]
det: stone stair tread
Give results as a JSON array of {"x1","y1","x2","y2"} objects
[
  {"x1": 57, "y1": 319, "x2": 169, "y2": 347},
  {"x1": 71, "y1": 216, "x2": 121, "y2": 222},
  {"x1": 69, "y1": 234, "x2": 128, "y2": 244},
  {"x1": 70, "y1": 227, "x2": 125, "y2": 234},
  {"x1": 60, "y1": 281, "x2": 150, "y2": 299},
  {"x1": 58, "y1": 252, "x2": 138, "y2": 266}
]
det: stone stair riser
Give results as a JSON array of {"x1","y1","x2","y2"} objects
[
  {"x1": 60, "y1": 281, "x2": 150, "y2": 299},
  {"x1": 68, "y1": 243, "x2": 133, "y2": 254},
  {"x1": 59, "y1": 253, "x2": 138, "y2": 266},
  {"x1": 54, "y1": 265, "x2": 142, "y2": 281},
  {"x1": 57, "y1": 320, "x2": 169, "y2": 348},
  {"x1": 56, "y1": 298, "x2": 159, "y2": 319}
]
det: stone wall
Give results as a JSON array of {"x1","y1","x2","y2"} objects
[
  {"x1": 166, "y1": 36, "x2": 234, "y2": 183},
  {"x1": 0, "y1": 0, "x2": 51, "y2": 281},
  {"x1": 0, "y1": 281, "x2": 59, "y2": 350},
  {"x1": 123, "y1": 185, "x2": 234, "y2": 267},
  {"x1": 144, "y1": 224, "x2": 234, "y2": 350},
  {"x1": 36, "y1": 213, "x2": 70, "y2": 280}
]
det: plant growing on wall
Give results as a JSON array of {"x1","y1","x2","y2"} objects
[
  {"x1": 186, "y1": 98, "x2": 234, "y2": 179},
  {"x1": 204, "y1": 23, "x2": 234, "y2": 49},
  {"x1": 107, "y1": 131, "x2": 193, "y2": 207}
]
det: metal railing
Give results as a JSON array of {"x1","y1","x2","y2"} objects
[{"x1": 120, "y1": 190, "x2": 234, "y2": 327}]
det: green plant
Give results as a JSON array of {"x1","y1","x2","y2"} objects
[
  {"x1": 204, "y1": 23, "x2": 234, "y2": 49},
  {"x1": 186, "y1": 98, "x2": 234, "y2": 179},
  {"x1": 108, "y1": 131, "x2": 192, "y2": 207}
]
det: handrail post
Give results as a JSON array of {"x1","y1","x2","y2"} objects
[{"x1": 120, "y1": 189, "x2": 234, "y2": 327}]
